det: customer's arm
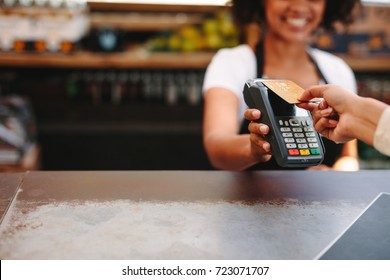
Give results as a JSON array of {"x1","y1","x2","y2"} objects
[
  {"x1": 372, "y1": 107, "x2": 390, "y2": 156},
  {"x1": 299, "y1": 84, "x2": 388, "y2": 149}
]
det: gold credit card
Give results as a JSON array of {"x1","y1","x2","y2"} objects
[{"x1": 261, "y1": 79, "x2": 320, "y2": 104}]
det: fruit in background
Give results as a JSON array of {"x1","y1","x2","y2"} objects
[
  {"x1": 202, "y1": 18, "x2": 219, "y2": 35},
  {"x1": 205, "y1": 32, "x2": 222, "y2": 50},
  {"x1": 216, "y1": 11, "x2": 238, "y2": 37},
  {"x1": 167, "y1": 34, "x2": 181, "y2": 51},
  {"x1": 179, "y1": 26, "x2": 200, "y2": 40},
  {"x1": 145, "y1": 11, "x2": 240, "y2": 52},
  {"x1": 147, "y1": 36, "x2": 167, "y2": 51},
  {"x1": 179, "y1": 25, "x2": 202, "y2": 52},
  {"x1": 220, "y1": 20, "x2": 237, "y2": 37},
  {"x1": 202, "y1": 12, "x2": 239, "y2": 50}
]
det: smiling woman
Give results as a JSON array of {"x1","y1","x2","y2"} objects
[{"x1": 202, "y1": 0, "x2": 362, "y2": 171}]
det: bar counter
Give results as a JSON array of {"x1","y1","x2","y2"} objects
[{"x1": 0, "y1": 170, "x2": 389, "y2": 259}]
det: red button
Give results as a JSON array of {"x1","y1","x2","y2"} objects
[{"x1": 288, "y1": 149, "x2": 299, "y2": 156}]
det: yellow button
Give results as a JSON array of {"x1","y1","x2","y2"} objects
[{"x1": 299, "y1": 149, "x2": 310, "y2": 156}]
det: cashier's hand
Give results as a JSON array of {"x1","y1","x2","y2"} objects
[{"x1": 244, "y1": 109, "x2": 272, "y2": 163}]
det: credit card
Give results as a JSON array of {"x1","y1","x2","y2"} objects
[{"x1": 261, "y1": 79, "x2": 321, "y2": 104}]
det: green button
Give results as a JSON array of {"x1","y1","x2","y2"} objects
[{"x1": 310, "y1": 148, "x2": 320, "y2": 155}]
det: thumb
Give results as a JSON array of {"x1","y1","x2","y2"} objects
[{"x1": 299, "y1": 85, "x2": 329, "y2": 101}]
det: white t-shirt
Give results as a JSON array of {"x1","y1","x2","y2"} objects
[
  {"x1": 374, "y1": 107, "x2": 390, "y2": 157},
  {"x1": 202, "y1": 44, "x2": 357, "y2": 127}
]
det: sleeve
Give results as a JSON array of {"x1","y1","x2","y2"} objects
[
  {"x1": 202, "y1": 46, "x2": 257, "y2": 99},
  {"x1": 373, "y1": 107, "x2": 390, "y2": 157}
]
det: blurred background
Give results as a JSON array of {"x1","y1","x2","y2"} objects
[{"x1": 0, "y1": 0, "x2": 389, "y2": 171}]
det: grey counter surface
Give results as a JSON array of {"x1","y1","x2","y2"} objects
[{"x1": 0, "y1": 170, "x2": 389, "y2": 259}]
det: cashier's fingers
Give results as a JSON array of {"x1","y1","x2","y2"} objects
[
  {"x1": 244, "y1": 108, "x2": 261, "y2": 121},
  {"x1": 248, "y1": 121, "x2": 269, "y2": 135},
  {"x1": 249, "y1": 132, "x2": 272, "y2": 162},
  {"x1": 247, "y1": 121, "x2": 272, "y2": 161}
]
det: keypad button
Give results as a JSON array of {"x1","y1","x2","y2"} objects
[
  {"x1": 299, "y1": 149, "x2": 310, "y2": 156},
  {"x1": 288, "y1": 149, "x2": 300, "y2": 156},
  {"x1": 279, "y1": 118, "x2": 321, "y2": 158},
  {"x1": 305, "y1": 132, "x2": 316, "y2": 137},
  {"x1": 286, "y1": 143, "x2": 297, "y2": 148},
  {"x1": 310, "y1": 148, "x2": 321, "y2": 155},
  {"x1": 289, "y1": 119, "x2": 300, "y2": 126}
]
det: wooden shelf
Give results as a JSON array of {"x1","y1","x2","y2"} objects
[
  {"x1": 0, "y1": 50, "x2": 215, "y2": 69},
  {"x1": 88, "y1": 2, "x2": 228, "y2": 13},
  {"x1": 0, "y1": 51, "x2": 389, "y2": 71},
  {"x1": 90, "y1": 12, "x2": 205, "y2": 31},
  {"x1": 338, "y1": 54, "x2": 390, "y2": 72}
]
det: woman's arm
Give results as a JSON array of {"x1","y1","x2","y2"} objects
[
  {"x1": 203, "y1": 87, "x2": 270, "y2": 170},
  {"x1": 332, "y1": 140, "x2": 360, "y2": 171}
]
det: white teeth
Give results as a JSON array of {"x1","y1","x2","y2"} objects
[{"x1": 286, "y1": 18, "x2": 307, "y2": 27}]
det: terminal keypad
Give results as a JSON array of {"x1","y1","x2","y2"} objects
[{"x1": 278, "y1": 118, "x2": 321, "y2": 157}]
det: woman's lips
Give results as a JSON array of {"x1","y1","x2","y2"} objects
[{"x1": 285, "y1": 17, "x2": 309, "y2": 28}]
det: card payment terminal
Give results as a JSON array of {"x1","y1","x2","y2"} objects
[{"x1": 243, "y1": 79, "x2": 325, "y2": 168}]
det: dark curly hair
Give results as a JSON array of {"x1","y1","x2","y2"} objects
[{"x1": 229, "y1": 0, "x2": 361, "y2": 31}]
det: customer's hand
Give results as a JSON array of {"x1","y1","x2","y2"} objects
[
  {"x1": 298, "y1": 85, "x2": 357, "y2": 144},
  {"x1": 299, "y1": 84, "x2": 388, "y2": 147},
  {"x1": 244, "y1": 109, "x2": 272, "y2": 162}
]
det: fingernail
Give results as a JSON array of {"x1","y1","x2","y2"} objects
[
  {"x1": 320, "y1": 108, "x2": 332, "y2": 116},
  {"x1": 252, "y1": 110, "x2": 260, "y2": 118}
]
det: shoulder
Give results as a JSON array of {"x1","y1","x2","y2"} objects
[
  {"x1": 203, "y1": 44, "x2": 257, "y2": 96},
  {"x1": 308, "y1": 48, "x2": 357, "y2": 92},
  {"x1": 214, "y1": 44, "x2": 255, "y2": 57},
  {"x1": 308, "y1": 47, "x2": 352, "y2": 72},
  {"x1": 209, "y1": 44, "x2": 256, "y2": 65}
]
